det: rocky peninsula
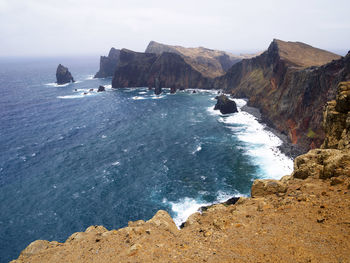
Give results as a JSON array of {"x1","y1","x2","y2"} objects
[{"x1": 12, "y1": 82, "x2": 350, "y2": 263}]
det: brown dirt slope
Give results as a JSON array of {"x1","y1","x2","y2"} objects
[
  {"x1": 275, "y1": 39, "x2": 341, "y2": 68},
  {"x1": 12, "y1": 82, "x2": 350, "y2": 262}
]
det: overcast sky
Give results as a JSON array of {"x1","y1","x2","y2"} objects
[{"x1": 0, "y1": 0, "x2": 349, "y2": 57}]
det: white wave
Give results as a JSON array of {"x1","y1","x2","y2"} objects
[
  {"x1": 214, "y1": 98, "x2": 293, "y2": 179},
  {"x1": 45, "y1": 82, "x2": 69, "y2": 87},
  {"x1": 132, "y1": 96, "x2": 146, "y2": 100},
  {"x1": 101, "y1": 135, "x2": 107, "y2": 139},
  {"x1": 57, "y1": 92, "x2": 95, "y2": 99},
  {"x1": 112, "y1": 161, "x2": 120, "y2": 166},
  {"x1": 104, "y1": 84, "x2": 112, "y2": 90},
  {"x1": 165, "y1": 197, "x2": 211, "y2": 227},
  {"x1": 85, "y1": 75, "x2": 94, "y2": 80},
  {"x1": 207, "y1": 106, "x2": 221, "y2": 116},
  {"x1": 139, "y1": 91, "x2": 148, "y2": 94},
  {"x1": 151, "y1": 95, "x2": 165, "y2": 99},
  {"x1": 192, "y1": 144, "x2": 202, "y2": 154},
  {"x1": 166, "y1": 190, "x2": 245, "y2": 227}
]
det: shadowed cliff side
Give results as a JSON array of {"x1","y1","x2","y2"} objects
[
  {"x1": 215, "y1": 39, "x2": 348, "y2": 152},
  {"x1": 111, "y1": 49, "x2": 158, "y2": 88},
  {"x1": 94, "y1": 48, "x2": 120, "y2": 78},
  {"x1": 112, "y1": 49, "x2": 212, "y2": 91},
  {"x1": 12, "y1": 82, "x2": 350, "y2": 263}
]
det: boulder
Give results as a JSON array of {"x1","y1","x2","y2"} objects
[
  {"x1": 251, "y1": 179, "x2": 287, "y2": 197},
  {"x1": 214, "y1": 94, "x2": 238, "y2": 114},
  {"x1": 56, "y1": 64, "x2": 74, "y2": 84},
  {"x1": 97, "y1": 85, "x2": 106, "y2": 92}
]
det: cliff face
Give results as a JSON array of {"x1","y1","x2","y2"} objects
[
  {"x1": 112, "y1": 49, "x2": 211, "y2": 91},
  {"x1": 94, "y1": 48, "x2": 120, "y2": 78},
  {"x1": 111, "y1": 49, "x2": 158, "y2": 88},
  {"x1": 145, "y1": 41, "x2": 246, "y2": 78},
  {"x1": 215, "y1": 39, "x2": 347, "y2": 152}
]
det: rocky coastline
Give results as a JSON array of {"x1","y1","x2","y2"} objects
[{"x1": 12, "y1": 82, "x2": 350, "y2": 262}]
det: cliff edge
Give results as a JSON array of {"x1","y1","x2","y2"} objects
[{"x1": 12, "y1": 82, "x2": 350, "y2": 262}]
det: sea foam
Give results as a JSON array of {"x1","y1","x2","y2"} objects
[{"x1": 209, "y1": 98, "x2": 293, "y2": 179}]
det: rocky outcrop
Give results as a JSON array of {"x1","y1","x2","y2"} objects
[
  {"x1": 97, "y1": 85, "x2": 105, "y2": 92},
  {"x1": 94, "y1": 48, "x2": 120, "y2": 78},
  {"x1": 145, "y1": 41, "x2": 247, "y2": 78},
  {"x1": 112, "y1": 49, "x2": 212, "y2": 91},
  {"x1": 215, "y1": 39, "x2": 347, "y2": 152},
  {"x1": 56, "y1": 64, "x2": 74, "y2": 84},
  {"x1": 322, "y1": 81, "x2": 350, "y2": 149},
  {"x1": 214, "y1": 94, "x2": 238, "y2": 114}
]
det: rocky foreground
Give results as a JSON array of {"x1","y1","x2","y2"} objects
[{"x1": 12, "y1": 83, "x2": 350, "y2": 262}]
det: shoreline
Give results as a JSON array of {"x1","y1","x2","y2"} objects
[{"x1": 240, "y1": 100, "x2": 304, "y2": 159}]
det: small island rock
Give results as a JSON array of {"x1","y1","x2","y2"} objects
[
  {"x1": 214, "y1": 94, "x2": 238, "y2": 114},
  {"x1": 97, "y1": 85, "x2": 106, "y2": 92},
  {"x1": 56, "y1": 64, "x2": 74, "y2": 84}
]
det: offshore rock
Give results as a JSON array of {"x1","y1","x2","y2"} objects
[
  {"x1": 214, "y1": 39, "x2": 347, "y2": 152},
  {"x1": 56, "y1": 64, "x2": 74, "y2": 84},
  {"x1": 94, "y1": 48, "x2": 120, "y2": 78},
  {"x1": 97, "y1": 85, "x2": 105, "y2": 92},
  {"x1": 214, "y1": 94, "x2": 238, "y2": 114}
]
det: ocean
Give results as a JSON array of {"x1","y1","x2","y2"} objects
[{"x1": 0, "y1": 57, "x2": 293, "y2": 262}]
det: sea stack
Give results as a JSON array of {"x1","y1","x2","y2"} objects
[
  {"x1": 56, "y1": 64, "x2": 74, "y2": 84},
  {"x1": 154, "y1": 77, "x2": 162, "y2": 95},
  {"x1": 214, "y1": 94, "x2": 238, "y2": 114}
]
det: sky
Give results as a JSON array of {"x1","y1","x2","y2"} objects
[{"x1": 0, "y1": 0, "x2": 349, "y2": 57}]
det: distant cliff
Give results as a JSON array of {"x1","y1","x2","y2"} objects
[
  {"x1": 215, "y1": 39, "x2": 347, "y2": 152},
  {"x1": 145, "y1": 41, "x2": 250, "y2": 78},
  {"x1": 112, "y1": 49, "x2": 211, "y2": 91},
  {"x1": 94, "y1": 48, "x2": 120, "y2": 78}
]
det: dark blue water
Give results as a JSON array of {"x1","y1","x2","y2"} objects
[{"x1": 0, "y1": 57, "x2": 292, "y2": 262}]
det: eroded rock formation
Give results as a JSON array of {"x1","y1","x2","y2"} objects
[
  {"x1": 214, "y1": 94, "x2": 238, "y2": 114},
  {"x1": 215, "y1": 39, "x2": 348, "y2": 152},
  {"x1": 56, "y1": 64, "x2": 74, "y2": 84},
  {"x1": 94, "y1": 48, "x2": 120, "y2": 78}
]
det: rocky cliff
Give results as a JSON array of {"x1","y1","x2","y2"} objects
[
  {"x1": 145, "y1": 41, "x2": 247, "y2": 78},
  {"x1": 112, "y1": 49, "x2": 211, "y2": 91},
  {"x1": 12, "y1": 82, "x2": 350, "y2": 262},
  {"x1": 94, "y1": 48, "x2": 120, "y2": 78},
  {"x1": 215, "y1": 39, "x2": 347, "y2": 152},
  {"x1": 111, "y1": 49, "x2": 158, "y2": 88}
]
